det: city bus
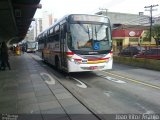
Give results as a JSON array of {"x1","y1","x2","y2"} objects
[
  {"x1": 37, "y1": 14, "x2": 113, "y2": 72},
  {"x1": 26, "y1": 41, "x2": 38, "y2": 53}
]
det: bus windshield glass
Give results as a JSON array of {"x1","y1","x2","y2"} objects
[
  {"x1": 69, "y1": 23, "x2": 111, "y2": 51},
  {"x1": 27, "y1": 42, "x2": 36, "y2": 48}
]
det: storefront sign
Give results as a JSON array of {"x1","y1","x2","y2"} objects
[{"x1": 129, "y1": 31, "x2": 136, "y2": 37}]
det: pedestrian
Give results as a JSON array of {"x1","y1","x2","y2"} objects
[
  {"x1": 22, "y1": 45, "x2": 25, "y2": 54},
  {"x1": 15, "y1": 45, "x2": 20, "y2": 55},
  {"x1": 0, "y1": 41, "x2": 11, "y2": 70}
]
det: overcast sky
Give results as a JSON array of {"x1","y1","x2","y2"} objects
[{"x1": 34, "y1": 0, "x2": 160, "y2": 19}]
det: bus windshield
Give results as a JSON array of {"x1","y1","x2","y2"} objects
[
  {"x1": 69, "y1": 23, "x2": 111, "y2": 51},
  {"x1": 27, "y1": 42, "x2": 36, "y2": 48}
]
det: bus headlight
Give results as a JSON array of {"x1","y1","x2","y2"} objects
[{"x1": 70, "y1": 58, "x2": 74, "y2": 62}]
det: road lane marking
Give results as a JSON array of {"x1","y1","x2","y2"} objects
[
  {"x1": 102, "y1": 71, "x2": 160, "y2": 90},
  {"x1": 40, "y1": 72, "x2": 55, "y2": 85},
  {"x1": 32, "y1": 55, "x2": 42, "y2": 61},
  {"x1": 71, "y1": 77, "x2": 87, "y2": 88},
  {"x1": 104, "y1": 76, "x2": 126, "y2": 84},
  {"x1": 135, "y1": 103, "x2": 155, "y2": 114},
  {"x1": 95, "y1": 73, "x2": 126, "y2": 84},
  {"x1": 104, "y1": 91, "x2": 112, "y2": 97}
]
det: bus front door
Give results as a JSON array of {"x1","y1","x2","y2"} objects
[{"x1": 60, "y1": 24, "x2": 67, "y2": 69}]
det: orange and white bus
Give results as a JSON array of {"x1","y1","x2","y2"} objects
[{"x1": 37, "y1": 14, "x2": 113, "y2": 72}]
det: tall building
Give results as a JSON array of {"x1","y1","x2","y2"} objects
[
  {"x1": 33, "y1": 11, "x2": 56, "y2": 40},
  {"x1": 42, "y1": 11, "x2": 55, "y2": 30},
  {"x1": 33, "y1": 18, "x2": 42, "y2": 40},
  {"x1": 26, "y1": 29, "x2": 34, "y2": 41},
  {"x1": 42, "y1": 11, "x2": 50, "y2": 30}
]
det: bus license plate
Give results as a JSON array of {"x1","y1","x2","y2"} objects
[{"x1": 89, "y1": 66, "x2": 98, "y2": 70}]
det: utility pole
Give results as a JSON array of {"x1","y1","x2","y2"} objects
[
  {"x1": 144, "y1": 4, "x2": 159, "y2": 43},
  {"x1": 99, "y1": 8, "x2": 108, "y2": 16}
]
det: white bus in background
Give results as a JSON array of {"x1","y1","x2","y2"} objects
[{"x1": 26, "y1": 41, "x2": 38, "y2": 53}]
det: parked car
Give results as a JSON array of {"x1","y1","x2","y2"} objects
[
  {"x1": 119, "y1": 46, "x2": 145, "y2": 56},
  {"x1": 134, "y1": 48, "x2": 160, "y2": 60}
]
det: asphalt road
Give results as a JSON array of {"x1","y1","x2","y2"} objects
[{"x1": 31, "y1": 53, "x2": 160, "y2": 118}]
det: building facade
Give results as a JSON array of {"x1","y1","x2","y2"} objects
[
  {"x1": 96, "y1": 11, "x2": 158, "y2": 53},
  {"x1": 33, "y1": 11, "x2": 57, "y2": 40},
  {"x1": 96, "y1": 11, "x2": 150, "y2": 25}
]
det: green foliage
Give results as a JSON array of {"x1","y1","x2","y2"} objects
[
  {"x1": 145, "y1": 31, "x2": 150, "y2": 38},
  {"x1": 152, "y1": 24, "x2": 160, "y2": 45},
  {"x1": 144, "y1": 25, "x2": 160, "y2": 45}
]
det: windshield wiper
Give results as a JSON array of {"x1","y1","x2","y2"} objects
[
  {"x1": 94, "y1": 26, "x2": 97, "y2": 40},
  {"x1": 77, "y1": 23, "x2": 91, "y2": 40},
  {"x1": 87, "y1": 25, "x2": 91, "y2": 40}
]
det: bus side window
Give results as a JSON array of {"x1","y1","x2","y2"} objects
[
  {"x1": 54, "y1": 34, "x2": 59, "y2": 41},
  {"x1": 41, "y1": 36, "x2": 47, "y2": 47},
  {"x1": 64, "y1": 24, "x2": 67, "y2": 32},
  {"x1": 48, "y1": 35, "x2": 51, "y2": 42},
  {"x1": 61, "y1": 24, "x2": 67, "y2": 39},
  {"x1": 48, "y1": 35, "x2": 54, "y2": 42}
]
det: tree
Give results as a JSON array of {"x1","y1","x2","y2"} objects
[
  {"x1": 144, "y1": 24, "x2": 160, "y2": 45},
  {"x1": 152, "y1": 24, "x2": 160, "y2": 46}
]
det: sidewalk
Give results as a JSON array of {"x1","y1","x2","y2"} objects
[{"x1": 0, "y1": 53, "x2": 98, "y2": 120}]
